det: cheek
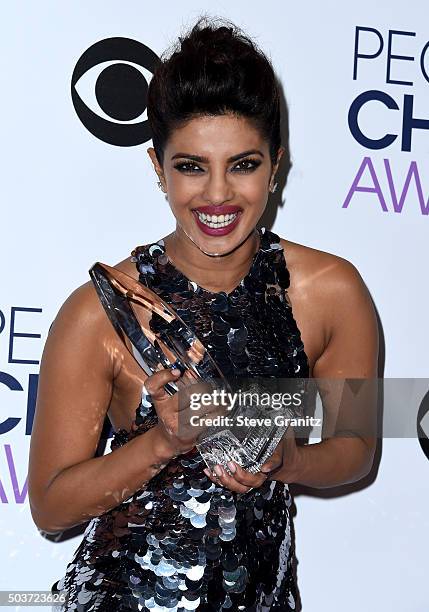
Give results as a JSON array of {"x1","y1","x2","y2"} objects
[
  {"x1": 234, "y1": 166, "x2": 272, "y2": 195},
  {"x1": 166, "y1": 175, "x2": 196, "y2": 205},
  {"x1": 242, "y1": 177, "x2": 268, "y2": 198}
]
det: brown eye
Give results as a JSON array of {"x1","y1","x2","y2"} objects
[
  {"x1": 173, "y1": 162, "x2": 203, "y2": 173},
  {"x1": 232, "y1": 159, "x2": 261, "y2": 173}
]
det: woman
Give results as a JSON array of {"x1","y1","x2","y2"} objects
[{"x1": 28, "y1": 16, "x2": 378, "y2": 611}]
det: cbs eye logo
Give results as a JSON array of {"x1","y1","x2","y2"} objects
[
  {"x1": 71, "y1": 37, "x2": 160, "y2": 147},
  {"x1": 417, "y1": 388, "x2": 429, "y2": 461}
]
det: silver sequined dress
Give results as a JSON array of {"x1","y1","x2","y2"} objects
[{"x1": 52, "y1": 227, "x2": 309, "y2": 611}]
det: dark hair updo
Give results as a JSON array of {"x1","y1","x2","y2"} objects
[{"x1": 147, "y1": 16, "x2": 281, "y2": 167}]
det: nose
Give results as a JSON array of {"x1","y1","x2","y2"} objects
[{"x1": 202, "y1": 168, "x2": 234, "y2": 205}]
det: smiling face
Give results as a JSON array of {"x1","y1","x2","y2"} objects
[{"x1": 148, "y1": 113, "x2": 283, "y2": 256}]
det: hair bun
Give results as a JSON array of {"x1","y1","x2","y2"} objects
[
  {"x1": 147, "y1": 15, "x2": 281, "y2": 167},
  {"x1": 179, "y1": 24, "x2": 236, "y2": 64}
]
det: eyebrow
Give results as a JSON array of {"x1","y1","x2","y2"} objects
[{"x1": 170, "y1": 149, "x2": 265, "y2": 163}]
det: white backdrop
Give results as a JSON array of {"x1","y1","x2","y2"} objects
[{"x1": 0, "y1": 2, "x2": 428, "y2": 611}]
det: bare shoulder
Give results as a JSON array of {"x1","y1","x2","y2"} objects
[
  {"x1": 48, "y1": 246, "x2": 143, "y2": 377},
  {"x1": 278, "y1": 237, "x2": 366, "y2": 296},
  {"x1": 56, "y1": 238, "x2": 148, "y2": 338},
  {"x1": 60, "y1": 246, "x2": 144, "y2": 323},
  {"x1": 277, "y1": 237, "x2": 376, "y2": 372},
  {"x1": 53, "y1": 278, "x2": 109, "y2": 334}
]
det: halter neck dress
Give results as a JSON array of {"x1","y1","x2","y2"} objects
[{"x1": 52, "y1": 226, "x2": 309, "y2": 612}]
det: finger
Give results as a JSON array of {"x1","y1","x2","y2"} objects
[
  {"x1": 203, "y1": 468, "x2": 222, "y2": 486},
  {"x1": 176, "y1": 380, "x2": 212, "y2": 413},
  {"x1": 225, "y1": 462, "x2": 267, "y2": 489},
  {"x1": 285, "y1": 424, "x2": 296, "y2": 440},
  {"x1": 144, "y1": 368, "x2": 181, "y2": 400},
  {"x1": 175, "y1": 372, "x2": 208, "y2": 394},
  {"x1": 208, "y1": 465, "x2": 251, "y2": 493},
  {"x1": 180, "y1": 385, "x2": 229, "y2": 417},
  {"x1": 204, "y1": 466, "x2": 249, "y2": 493},
  {"x1": 260, "y1": 458, "x2": 282, "y2": 474},
  {"x1": 260, "y1": 444, "x2": 283, "y2": 474}
]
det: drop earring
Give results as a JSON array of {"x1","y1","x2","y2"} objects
[
  {"x1": 157, "y1": 181, "x2": 168, "y2": 199},
  {"x1": 270, "y1": 181, "x2": 278, "y2": 194}
]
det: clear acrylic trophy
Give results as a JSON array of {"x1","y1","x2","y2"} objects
[{"x1": 89, "y1": 262, "x2": 304, "y2": 475}]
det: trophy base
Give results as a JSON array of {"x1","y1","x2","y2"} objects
[{"x1": 197, "y1": 426, "x2": 287, "y2": 476}]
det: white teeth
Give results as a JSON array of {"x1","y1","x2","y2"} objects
[{"x1": 196, "y1": 211, "x2": 239, "y2": 228}]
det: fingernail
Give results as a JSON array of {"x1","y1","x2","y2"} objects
[
  {"x1": 227, "y1": 461, "x2": 236, "y2": 473},
  {"x1": 214, "y1": 465, "x2": 223, "y2": 477},
  {"x1": 171, "y1": 368, "x2": 180, "y2": 375},
  {"x1": 203, "y1": 468, "x2": 209, "y2": 476}
]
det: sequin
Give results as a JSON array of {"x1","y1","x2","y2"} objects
[{"x1": 53, "y1": 227, "x2": 309, "y2": 611}]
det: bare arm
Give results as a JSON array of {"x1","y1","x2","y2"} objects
[
  {"x1": 292, "y1": 258, "x2": 379, "y2": 488},
  {"x1": 28, "y1": 281, "x2": 176, "y2": 534},
  {"x1": 199, "y1": 257, "x2": 380, "y2": 494},
  {"x1": 198, "y1": 256, "x2": 380, "y2": 495}
]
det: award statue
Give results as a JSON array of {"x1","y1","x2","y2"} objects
[{"x1": 89, "y1": 262, "x2": 305, "y2": 475}]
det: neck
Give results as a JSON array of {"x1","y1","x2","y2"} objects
[{"x1": 163, "y1": 225, "x2": 260, "y2": 294}]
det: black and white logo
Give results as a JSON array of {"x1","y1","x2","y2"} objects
[
  {"x1": 417, "y1": 388, "x2": 429, "y2": 461},
  {"x1": 71, "y1": 37, "x2": 160, "y2": 146}
]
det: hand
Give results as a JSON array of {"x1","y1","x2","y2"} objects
[
  {"x1": 203, "y1": 461, "x2": 268, "y2": 494},
  {"x1": 260, "y1": 426, "x2": 303, "y2": 484},
  {"x1": 202, "y1": 438, "x2": 284, "y2": 494},
  {"x1": 203, "y1": 426, "x2": 304, "y2": 493},
  {"x1": 144, "y1": 368, "x2": 227, "y2": 459}
]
